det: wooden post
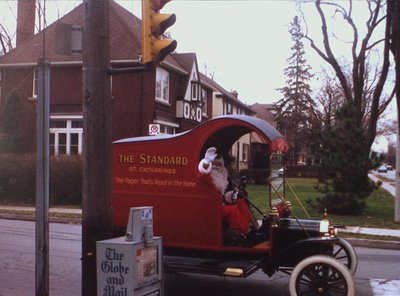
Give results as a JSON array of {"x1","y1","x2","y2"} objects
[
  {"x1": 82, "y1": 0, "x2": 112, "y2": 295},
  {"x1": 389, "y1": 0, "x2": 400, "y2": 223}
]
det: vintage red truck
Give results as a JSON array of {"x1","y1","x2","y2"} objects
[{"x1": 112, "y1": 114, "x2": 356, "y2": 296}]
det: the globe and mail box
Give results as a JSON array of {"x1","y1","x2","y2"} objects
[{"x1": 97, "y1": 207, "x2": 163, "y2": 296}]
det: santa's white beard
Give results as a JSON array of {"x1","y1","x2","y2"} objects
[{"x1": 210, "y1": 166, "x2": 228, "y2": 194}]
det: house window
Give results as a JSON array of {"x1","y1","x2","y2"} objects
[
  {"x1": 242, "y1": 143, "x2": 249, "y2": 162},
  {"x1": 154, "y1": 119, "x2": 178, "y2": 135},
  {"x1": 159, "y1": 125, "x2": 176, "y2": 135},
  {"x1": 225, "y1": 101, "x2": 232, "y2": 115},
  {"x1": 155, "y1": 67, "x2": 169, "y2": 103},
  {"x1": 50, "y1": 115, "x2": 83, "y2": 155},
  {"x1": 32, "y1": 68, "x2": 38, "y2": 99},
  {"x1": 0, "y1": 70, "x2": 2, "y2": 104},
  {"x1": 191, "y1": 83, "x2": 199, "y2": 101},
  {"x1": 201, "y1": 88, "x2": 207, "y2": 115}
]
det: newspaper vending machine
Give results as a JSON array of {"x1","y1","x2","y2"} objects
[{"x1": 97, "y1": 207, "x2": 163, "y2": 296}]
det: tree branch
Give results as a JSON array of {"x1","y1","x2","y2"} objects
[{"x1": 314, "y1": 0, "x2": 353, "y2": 102}]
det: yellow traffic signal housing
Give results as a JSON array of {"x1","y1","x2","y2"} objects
[{"x1": 142, "y1": 0, "x2": 177, "y2": 64}]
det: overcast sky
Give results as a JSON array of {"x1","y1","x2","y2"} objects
[
  {"x1": 0, "y1": 0, "x2": 338, "y2": 105},
  {"x1": 0, "y1": 0, "x2": 396, "y2": 150}
]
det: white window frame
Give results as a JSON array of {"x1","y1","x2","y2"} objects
[
  {"x1": 50, "y1": 115, "x2": 83, "y2": 155},
  {"x1": 153, "y1": 119, "x2": 179, "y2": 135},
  {"x1": 242, "y1": 143, "x2": 249, "y2": 162},
  {"x1": 225, "y1": 101, "x2": 232, "y2": 115},
  {"x1": 201, "y1": 88, "x2": 207, "y2": 115},
  {"x1": 191, "y1": 82, "x2": 199, "y2": 101},
  {"x1": 155, "y1": 67, "x2": 170, "y2": 104},
  {"x1": 32, "y1": 67, "x2": 38, "y2": 100}
]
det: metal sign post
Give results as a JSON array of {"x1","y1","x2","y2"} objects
[{"x1": 35, "y1": 58, "x2": 50, "y2": 296}]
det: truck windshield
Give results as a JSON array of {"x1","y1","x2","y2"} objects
[{"x1": 269, "y1": 153, "x2": 285, "y2": 208}]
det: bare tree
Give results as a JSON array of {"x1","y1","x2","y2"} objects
[
  {"x1": 303, "y1": 0, "x2": 394, "y2": 149},
  {"x1": 315, "y1": 68, "x2": 345, "y2": 127},
  {"x1": 0, "y1": 1, "x2": 17, "y2": 56},
  {"x1": 203, "y1": 63, "x2": 216, "y2": 81},
  {"x1": 0, "y1": 24, "x2": 14, "y2": 55}
]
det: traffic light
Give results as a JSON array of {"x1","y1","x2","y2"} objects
[{"x1": 142, "y1": 0, "x2": 177, "y2": 64}]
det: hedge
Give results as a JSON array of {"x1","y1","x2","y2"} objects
[{"x1": 0, "y1": 153, "x2": 82, "y2": 206}]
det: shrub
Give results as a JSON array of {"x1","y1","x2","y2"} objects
[
  {"x1": 49, "y1": 155, "x2": 82, "y2": 205},
  {"x1": 0, "y1": 153, "x2": 36, "y2": 204},
  {"x1": 239, "y1": 169, "x2": 269, "y2": 184},
  {"x1": 285, "y1": 165, "x2": 320, "y2": 178},
  {"x1": 313, "y1": 193, "x2": 366, "y2": 215},
  {"x1": 0, "y1": 153, "x2": 82, "y2": 206}
]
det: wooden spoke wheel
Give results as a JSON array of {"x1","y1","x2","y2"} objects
[{"x1": 289, "y1": 255, "x2": 355, "y2": 296}]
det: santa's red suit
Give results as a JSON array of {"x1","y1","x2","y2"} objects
[{"x1": 198, "y1": 152, "x2": 252, "y2": 236}]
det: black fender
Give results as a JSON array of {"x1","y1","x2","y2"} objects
[{"x1": 260, "y1": 236, "x2": 339, "y2": 275}]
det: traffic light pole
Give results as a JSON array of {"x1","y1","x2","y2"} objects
[
  {"x1": 36, "y1": 58, "x2": 50, "y2": 296},
  {"x1": 82, "y1": 0, "x2": 113, "y2": 295}
]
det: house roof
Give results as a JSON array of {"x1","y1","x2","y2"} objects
[
  {"x1": 0, "y1": 1, "x2": 142, "y2": 65},
  {"x1": 170, "y1": 52, "x2": 197, "y2": 73},
  {"x1": 0, "y1": 0, "x2": 253, "y2": 113},
  {"x1": 250, "y1": 103, "x2": 276, "y2": 126},
  {"x1": 200, "y1": 73, "x2": 253, "y2": 113}
]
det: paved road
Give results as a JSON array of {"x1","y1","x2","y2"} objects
[
  {"x1": 1, "y1": 219, "x2": 400, "y2": 296},
  {"x1": 0, "y1": 219, "x2": 81, "y2": 296}
]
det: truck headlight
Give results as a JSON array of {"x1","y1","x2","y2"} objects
[{"x1": 319, "y1": 220, "x2": 329, "y2": 233}]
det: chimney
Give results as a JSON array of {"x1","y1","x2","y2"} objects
[
  {"x1": 16, "y1": 0, "x2": 36, "y2": 46},
  {"x1": 231, "y1": 90, "x2": 238, "y2": 99}
]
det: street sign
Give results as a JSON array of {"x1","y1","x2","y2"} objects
[{"x1": 149, "y1": 124, "x2": 160, "y2": 136}]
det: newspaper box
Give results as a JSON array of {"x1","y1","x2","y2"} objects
[{"x1": 97, "y1": 207, "x2": 163, "y2": 296}]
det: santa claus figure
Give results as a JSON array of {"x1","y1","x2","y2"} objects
[{"x1": 198, "y1": 147, "x2": 264, "y2": 245}]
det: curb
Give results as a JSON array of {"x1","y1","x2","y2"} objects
[
  {"x1": 0, "y1": 212, "x2": 82, "y2": 225},
  {"x1": 1, "y1": 211, "x2": 399, "y2": 250},
  {"x1": 346, "y1": 237, "x2": 400, "y2": 250}
]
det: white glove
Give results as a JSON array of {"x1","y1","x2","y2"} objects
[
  {"x1": 204, "y1": 147, "x2": 217, "y2": 165},
  {"x1": 224, "y1": 191, "x2": 237, "y2": 205}
]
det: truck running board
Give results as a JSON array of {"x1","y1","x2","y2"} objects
[{"x1": 164, "y1": 256, "x2": 260, "y2": 278}]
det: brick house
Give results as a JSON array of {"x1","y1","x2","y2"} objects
[{"x1": 0, "y1": 0, "x2": 258, "y2": 169}]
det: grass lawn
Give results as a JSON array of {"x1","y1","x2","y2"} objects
[{"x1": 246, "y1": 178, "x2": 400, "y2": 229}]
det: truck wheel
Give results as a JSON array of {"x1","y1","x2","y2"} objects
[
  {"x1": 289, "y1": 255, "x2": 354, "y2": 296},
  {"x1": 333, "y1": 237, "x2": 358, "y2": 276}
]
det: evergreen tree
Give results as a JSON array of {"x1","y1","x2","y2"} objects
[
  {"x1": 314, "y1": 102, "x2": 378, "y2": 215},
  {"x1": 275, "y1": 16, "x2": 317, "y2": 164}
]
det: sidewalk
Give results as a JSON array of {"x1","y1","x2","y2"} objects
[
  {"x1": 0, "y1": 205, "x2": 82, "y2": 224},
  {"x1": 0, "y1": 204, "x2": 399, "y2": 249},
  {"x1": 0, "y1": 205, "x2": 82, "y2": 214},
  {"x1": 368, "y1": 173, "x2": 396, "y2": 196}
]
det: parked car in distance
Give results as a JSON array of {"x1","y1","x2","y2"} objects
[
  {"x1": 386, "y1": 165, "x2": 393, "y2": 171},
  {"x1": 378, "y1": 165, "x2": 388, "y2": 173}
]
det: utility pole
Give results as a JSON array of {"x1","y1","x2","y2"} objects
[
  {"x1": 82, "y1": 0, "x2": 112, "y2": 295},
  {"x1": 396, "y1": 132, "x2": 400, "y2": 222},
  {"x1": 389, "y1": 0, "x2": 400, "y2": 222},
  {"x1": 36, "y1": 58, "x2": 50, "y2": 296}
]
